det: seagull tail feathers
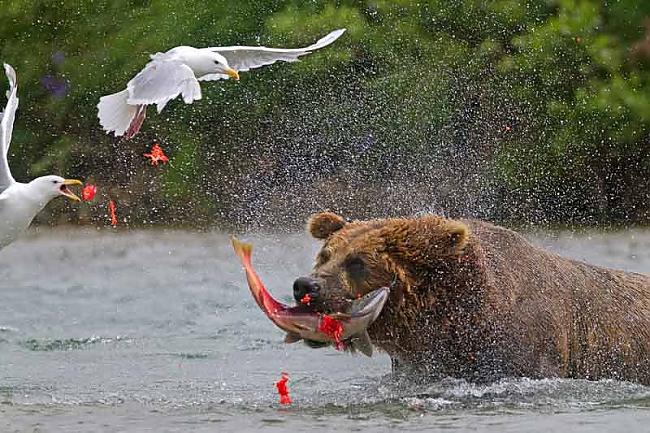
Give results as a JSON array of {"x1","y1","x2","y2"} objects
[{"x1": 97, "y1": 89, "x2": 139, "y2": 138}]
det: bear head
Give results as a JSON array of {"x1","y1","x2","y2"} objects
[{"x1": 293, "y1": 211, "x2": 477, "y2": 355}]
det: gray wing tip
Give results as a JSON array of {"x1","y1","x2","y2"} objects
[
  {"x1": 3, "y1": 63, "x2": 16, "y2": 87},
  {"x1": 310, "y1": 28, "x2": 347, "y2": 50},
  {"x1": 326, "y1": 28, "x2": 347, "y2": 40}
]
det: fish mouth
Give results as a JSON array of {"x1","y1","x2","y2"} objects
[{"x1": 60, "y1": 179, "x2": 82, "y2": 201}]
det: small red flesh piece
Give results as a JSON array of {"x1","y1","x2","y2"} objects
[
  {"x1": 275, "y1": 372, "x2": 291, "y2": 405},
  {"x1": 108, "y1": 200, "x2": 118, "y2": 227},
  {"x1": 81, "y1": 184, "x2": 97, "y2": 202},
  {"x1": 300, "y1": 294, "x2": 312, "y2": 306},
  {"x1": 143, "y1": 143, "x2": 169, "y2": 166}
]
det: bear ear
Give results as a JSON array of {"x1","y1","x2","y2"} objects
[
  {"x1": 440, "y1": 220, "x2": 470, "y2": 255},
  {"x1": 307, "y1": 212, "x2": 347, "y2": 239},
  {"x1": 382, "y1": 216, "x2": 470, "y2": 263}
]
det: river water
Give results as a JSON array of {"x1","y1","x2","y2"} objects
[{"x1": 1, "y1": 227, "x2": 649, "y2": 432}]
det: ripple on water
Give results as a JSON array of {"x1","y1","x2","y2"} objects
[
  {"x1": 370, "y1": 376, "x2": 650, "y2": 412},
  {"x1": 172, "y1": 352, "x2": 210, "y2": 360},
  {"x1": 237, "y1": 338, "x2": 281, "y2": 351},
  {"x1": 20, "y1": 336, "x2": 133, "y2": 351}
]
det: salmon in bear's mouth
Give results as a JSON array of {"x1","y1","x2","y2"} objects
[{"x1": 232, "y1": 238, "x2": 389, "y2": 356}]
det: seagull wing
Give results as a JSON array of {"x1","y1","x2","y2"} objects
[
  {"x1": 126, "y1": 59, "x2": 201, "y2": 113},
  {"x1": 197, "y1": 73, "x2": 230, "y2": 82},
  {"x1": 0, "y1": 63, "x2": 18, "y2": 192},
  {"x1": 205, "y1": 28, "x2": 346, "y2": 77}
]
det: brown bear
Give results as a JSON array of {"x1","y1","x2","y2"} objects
[{"x1": 292, "y1": 212, "x2": 650, "y2": 384}]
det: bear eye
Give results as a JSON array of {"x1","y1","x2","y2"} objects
[
  {"x1": 344, "y1": 256, "x2": 367, "y2": 281},
  {"x1": 317, "y1": 249, "x2": 331, "y2": 264}
]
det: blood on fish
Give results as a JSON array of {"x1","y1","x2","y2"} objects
[
  {"x1": 81, "y1": 184, "x2": 97, "y2": 202},
  {"x1": 143, "y1": 143, "x2": 169, "y2": 166},
  {"x1": 108, "y1": 200, "x2": 118, "y2": 227},
  {"x1": 319, "y1": 314, "x2": 343, "y2": 350},
  {"x1": 300, "y1": 294, "x2": 312, "y2": 305},
  {"x1": 275, "y1": 372, "x2": 291, "y2": 405}
]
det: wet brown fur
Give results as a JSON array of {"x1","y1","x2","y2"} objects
[{"x1": 305, "y1": 212, "x2": 650, "y2": 384}]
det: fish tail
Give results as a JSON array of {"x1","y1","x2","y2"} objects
[{"x1": 231, "y1": 237, "x2": 253, "y2": 261}]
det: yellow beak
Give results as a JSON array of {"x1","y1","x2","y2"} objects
[
  {"x1": 61, "y1": 179, "x2": 82, "y2": 201},
  {"x1": 225, "y1": 67, "x2": 240, "y2": 81}
]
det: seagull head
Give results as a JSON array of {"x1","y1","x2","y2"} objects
[
  {"x1": 210, "y1": 52, "x2": 239, "y2": 81},
  {"x1": 29, "y1": 175, "x2": 82, "y2": 202}
]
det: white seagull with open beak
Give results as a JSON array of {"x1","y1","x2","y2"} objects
[
  {"x1": 0, "y1": 64, "x2": 81, "y2": 250},
  {"x1": 97, "y1": 29, "x2": 346, "y2": 139}
]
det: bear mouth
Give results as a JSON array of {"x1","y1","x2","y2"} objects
[
  {"x1": 297, "y1": 286, "x2": 390, "y2": 354},
  {"x1": 232, "y1": 238, "x2": 389, "y2": 355},
  {"x1": 280, "y1": 287, "x2": 390, "y2": 342},
  {"x1": 308, "y1": 276, "x2": 399, "y2": 316}
]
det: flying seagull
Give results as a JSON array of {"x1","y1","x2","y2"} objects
[
  {"x1": 0, "y1": 63, "x2": 81, "y2": 250},
  {"x1": 97, "y1": 29, "x2": 346, "y2": 139}
]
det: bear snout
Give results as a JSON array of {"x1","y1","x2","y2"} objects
[{"x1": 293, "y1": 276, "x2": 321, "y2": 304}]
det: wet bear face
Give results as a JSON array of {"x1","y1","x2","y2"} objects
[{"x1": 293, "y1": 212, "x2": 470, "y2": 315}]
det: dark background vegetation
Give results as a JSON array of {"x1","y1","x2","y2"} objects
[{"x1": 1, "y1": 0, "x2": 649, "y2": 230}]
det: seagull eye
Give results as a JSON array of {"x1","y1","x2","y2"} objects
[{"x1": 52, "y1": 180, "x2": 58, "y2": 184}]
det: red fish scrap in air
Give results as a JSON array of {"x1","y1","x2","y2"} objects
[
  {"x1": 81, "y1": 184, "x2": 97, "y2": 202},
  {"x1": 143, "y1": 143, "x2": 169, "y2": 166},
  {"x1": 108, "y1": 200, "x2": 118, "y2": 227},
  {"x1": 319, "y1": 314, "x2": 343, "y2": 350},
  {"x1": 275, "y1": 372, "x2": 292, "y2": 405}
]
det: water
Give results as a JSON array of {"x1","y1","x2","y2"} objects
[{"x1": 1, "y1": 227, "x2": 649, "y2": 432}]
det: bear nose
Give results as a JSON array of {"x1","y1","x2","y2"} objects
[{"x1": 293, "y1": 277, "x2": 320, "y2": 304}]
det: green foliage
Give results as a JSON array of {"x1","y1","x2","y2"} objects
[{"x1": 1, "y1": 0, "x2": 648, "y2": 227}]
